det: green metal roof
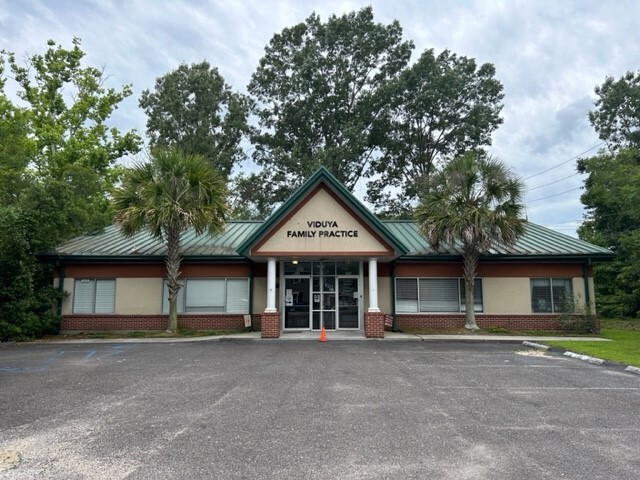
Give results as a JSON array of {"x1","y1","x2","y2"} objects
[
  {"x1": 384, "y1": 220, "x2": 613, "y2": 259},
  {"x1": 44, "y1": 167, "x2": 612, "y2": 262},
  {"x1": 48, "y1": 221, "x2": 262, "y2": 261},
  {"x1": 47, "y1": 218, "x2": 612, "y2": 262}
]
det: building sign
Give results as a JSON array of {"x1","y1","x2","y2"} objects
[
  {"x1": 286, "y1": 221, "x2": 359, "y2": 239},
  {"x1": 253, "y1": 187, "x2": 393, "y2": 255}
]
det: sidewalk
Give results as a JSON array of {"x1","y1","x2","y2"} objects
[{"x1": 35, "y1": 330, "x2": 610, "y2": 344}]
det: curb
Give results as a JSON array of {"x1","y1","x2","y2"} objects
[
  {"x1": 521, "y1": 341, "x2": 640, "y2": 374},
  {"x1": 562, "y1": 351, "x2": 604, "y2": 365},
  {"x1": 521, "y1": 341, "x2": 550, "y2": 351},
  {"x1": 625, "y1": 365, "x2": 640, "y2": 375}
]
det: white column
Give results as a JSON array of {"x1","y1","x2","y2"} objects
[
  {"x1": 368, "y1": 258, "x2": 380, "y2": 312},
  {"x1": 265, "y1": 258, "x2": 277, "y2": 312}
]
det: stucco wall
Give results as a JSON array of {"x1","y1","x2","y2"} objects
[
  {"x1": 483, "y1": 278, "x2": 531, "y2": 314},
  {"x1": 252, "y1": 277, "x2": 267, "y2": 314},
  {"x1": 115, "y1": 278, "x2": 163, "y2": 315}
]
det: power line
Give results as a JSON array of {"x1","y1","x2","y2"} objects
[
  {"x1": 527, "y1": 186, "x2": 582, "y2": 203},
  {"x1": 526, "y1": 171, "x2": 580, "y2": 192},
  {"x1": 522, "y1": 142, "x2": 605, "y2": 181}
]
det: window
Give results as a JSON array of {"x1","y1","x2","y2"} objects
[
  {"x1": 395, "y1": 278, "x2": 483, "y2": 313},
  {"x1": 162, "y1": 278, "x2": 249, "y2": 314},
  {"x1": 73, "y1": 279, "x2": 116, "y2": 314},
  {"x1": 531, "y1": 278, "x2": 573, "y2": 313}
]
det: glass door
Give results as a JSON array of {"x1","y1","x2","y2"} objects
[
  {"x1": 338, "y1": 277, "x2": 359, "y2": 329},
  {"x1": 312, "y1": 262, "x2": 335, "y2": 330},
  {"x1": 284, "y1": 277, "x2": 310, "y2": 329}
]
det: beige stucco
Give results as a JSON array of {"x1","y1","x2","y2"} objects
[
  {"x1": 376, "y1": 277, "x2": 392, "y2": 314},
  {"x1": 115, "y1": 278, "x2": 163, "y2": 315},
  {"x1": 255, "y1": 188, "x2": 389, "y2": 255},
  {"x1": 482, "y1": 278, "x2": 531, "y2": 314},
  {"x1": 252, "y1": 277, "x2": 267, "y2": 314},
  {"x1": 61, "y1": 278, "x2": 74, "y2": 315},
  {"x1": 483, "y1": 277, "x2": 590, "y2": 314},
  {"x1": 572, "y1": 277, "x2": 595, "y2": 312}
]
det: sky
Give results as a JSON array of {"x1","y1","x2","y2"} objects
[{"x1": 1, "y1": 0, "x2": 638, "y2": 236}]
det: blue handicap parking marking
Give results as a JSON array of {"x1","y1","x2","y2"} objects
[{"x1": 0, "y1": 344, "x2": 135, "y2": 373}]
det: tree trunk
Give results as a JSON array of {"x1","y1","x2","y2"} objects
[
  {"x1": 462, "y1": 248, "x2": 479, "y2": 331},
  {"x1": 167, "y1": 297, "x2": 178, "y2": 333},
  {"x1": 165, "y1": 225, "x2": 182, "y2": 333}
]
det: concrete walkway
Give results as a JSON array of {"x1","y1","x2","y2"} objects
[{"x1": 34, "y1": 330, "x2": 610, "y2": 344}]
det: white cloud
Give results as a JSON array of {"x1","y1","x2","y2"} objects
[{"x1": 2, "y1": 0, "x2": 639, "y2": 235}]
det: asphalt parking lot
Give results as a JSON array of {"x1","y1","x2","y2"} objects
[{"x1": 1, "y1": 340, "x2": 639, "y2": 479}]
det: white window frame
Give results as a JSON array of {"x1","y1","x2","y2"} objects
[
  {"x1": 395, "y1": 277, "x2": 483, "y2": 313},
  {"x1": 162, "y1": 278, "x2": 249, "y2": 314},
  {"x1": 73, "y1": 279, "x2": 116, "y2": 314}
]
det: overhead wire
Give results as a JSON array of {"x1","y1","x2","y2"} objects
[
  {"x1": 527, "y1": 186, "x2": 582, "y2": 203},
  {"x1": 521, "y1": 142, "x2": 605, "y2": 181},
  {"x1": 526, "y1": 171, "x2": 580, "y2": 192}
]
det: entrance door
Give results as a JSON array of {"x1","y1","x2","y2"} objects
[
  {"x1": 338, "y1": 277, "x2": 359, "y2": 329},
  {"x1": 284, "y1": 278, "x2": 310, "y2": 329}
]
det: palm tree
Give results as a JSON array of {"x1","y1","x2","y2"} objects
[
  {"x1": 113, "y1": 147, "x2": 228, "y2": 333},
  {"x1": 415, "y1": 151, "x2": 525, "y2": 330}
]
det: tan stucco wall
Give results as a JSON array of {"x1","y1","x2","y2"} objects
[
  {"x1": 115, "y1": 278, "x2": 163, "y2": 315},
  {"x1": 377, "y1": 277, "x2": 392, "y2": 314},
  {"x1": 482, "y1": 278, "x2": 531, "y2": 314},
  {"x1": 481, "y1": 277, "x2": 590, "y2": 314},
  {"x1": 252, "y1": 277, "x2": 267, "y2": 314},
  {"x1": 255, "y1": 188, "x2": 390, "y2": 255},
  {"x1": 572, "y1": 277, "x2": 595, "y2": 312},
  {"x1": 61, "y1": 278, "x2": 74, "y2": 315}
]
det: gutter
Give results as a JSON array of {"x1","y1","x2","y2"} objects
[
  {"x1": 56, "y1": 260, "x2": 65, "y2": 316},
  {"x1": 583, "y1": 258, "x2": 592, "y2": 307},
  {"x1": 249, "y1": 261, "x2": 254, "y2": 330},
  {"x1": 391, "y1": 261, "x2": 398, "y2": 332}
]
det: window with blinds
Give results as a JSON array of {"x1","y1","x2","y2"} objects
[
  {"x1": 162, "y1": 278, "x2": 249, "y2": 314},
  {"x1": 419, "y1": 278, "x2": 459, "y2": 312},
  {"x1": 531, "y1": 278, "x2": 573, "y2": 313},
  {"x1": 395, "y1": 278, "x2": 483, "y2": 313},
  {"x1": 396, "y1": 278, "x2": 419, "y2": 313},
  {"x1": 73, "y1": 279, "x2": 116, "y2": 314}
]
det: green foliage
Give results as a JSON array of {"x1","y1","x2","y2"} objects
[
  {"x1": 588, "y1": 70, "x2": 640, "y2": 151},
  {"x1": 415, "y1": 151, "x2": 525, "y2": 329},
  {"x1": 140, "y1": 61, "x2": 251, "y2": 179},
  {"x1": 368, "y1": 49, "x2": 504, "y2": 217},
  {"x1": 0, "y1": 94, "x2": 36, "y2": 205},
  {"x1": 113, "y1": 147, "x2": 228, "y2": 332},
  {"x1": 247, "y1": 6, "x2": 413, "y2": 215},
  {"x1": 0, "y1": 207, "x2": 61, "y2": 341},
  {"x1": 578, "y1": 148, "x2": 640, "y2": 317},
  {"x1": 2, "y1": 37, "x2": 141, "y2": 246},
  {"x1": 0, "y1": 38, "x2": 139, "y2": 340},
  {"x1": 545, "y1": 329, "x2": 640, "y2": 367},
  {"x1": 556, "y1": 294, "x2": 599, "y2": 334},
  {"x1": 484, "y1": 326, "x2": 509, "y2": 334}
]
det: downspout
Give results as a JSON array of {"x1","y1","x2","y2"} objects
[
  {"x1": 249, "y1": 261, "x2": 254, "y2": 331},
  {"x1": 391, "y1": 261, "x2": 398, "y2": 332},
  {"x1": 583, "y1": 258, "x2": 592, "y2": 309},
  {"x1": 57, "y1": 260, "x2": 65, "y2": 316}
]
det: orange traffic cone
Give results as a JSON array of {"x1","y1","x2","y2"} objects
[{"x1": 319, "y1": 325, "x2": 327, "y2": 342}]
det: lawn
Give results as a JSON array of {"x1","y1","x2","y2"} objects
[{"x1": 545, "y1": 319, "x2": 640, "y2": 367}]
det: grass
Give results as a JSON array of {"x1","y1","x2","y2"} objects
[
  {"x1": 544, "y1": 318, "x2": 640, "y2": 367},
  {"x1": 397, "y1": 327, "x2": 596, "y2": 337}
]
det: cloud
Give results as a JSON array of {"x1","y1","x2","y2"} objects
[{"x1": 2, "y1": 0, "x2": 640, "y2": 235}]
